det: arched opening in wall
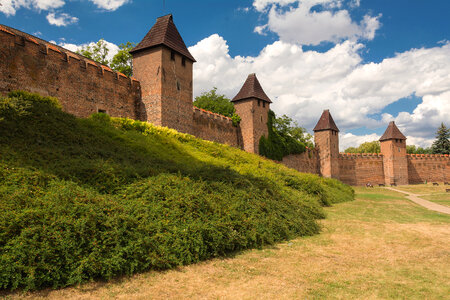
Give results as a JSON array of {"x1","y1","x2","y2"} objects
[
  {"x1": 176, "y1": 81, "x2": 181, "y2": 91},
  {"x1": 98, "y1": 109, "x2": 107, "y2": 114}
]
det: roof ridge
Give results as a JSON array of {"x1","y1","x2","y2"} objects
[
  {"x1": 130, "y1": 14, "x2": 196, "y2": 62},
  {"x1": 231, "y1": 73, "x2": 272, "y2": 103},
  {"x1": 313, "y1": 109, "x2": 339, "y2": 132},
  {"x1": 379, "y1": 121, "x2": 406, "y2": 141}
]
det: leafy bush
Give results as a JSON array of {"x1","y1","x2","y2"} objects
[
  {"x1": 0, "y1": 91, "x2": 353, "y2": 290},
  {"x1": 259, "y1": 110, "x2": 307, "y2": 160}
]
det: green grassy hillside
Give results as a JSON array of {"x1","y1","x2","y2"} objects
[{"x1": 0, "y1": 91, "x2": 353, "y2": 291}]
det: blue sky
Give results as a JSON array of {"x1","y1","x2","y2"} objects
[{"x1": 1, "y1": 0, "x2": 449, "y2": 150}]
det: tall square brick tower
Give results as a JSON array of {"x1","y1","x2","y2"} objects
[
  {"x1": 232, "y1": 73, "x2": 272, "y2": 154},
  {"x1": 379, "y1": 121, "x2": 408, "y2": 185},
  {"x1": 314, "y1": 109, "x2": 340, "y2": 179},
  {"x1": 130, "y1": 14, "x2": 196, "y2": 134}
]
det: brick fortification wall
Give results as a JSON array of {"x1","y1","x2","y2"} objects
[
  {"x1": 281, "y1": 149, "x2": 320, "y2": 174},
  {"x1": 0, "y1": 26, "x2": 142, "y2": 120},
  {"x1": 407, "y1": 154, "x2": 450, "y2": 183},
  {"x1": 338, "y1": 153, "x2": 385, "y2": 186},
  {"x1": 2, "y1": 24, "x2": 449, "y2": 186},
  {"x1": 192, "y1": 107, "x2": 241, "y2": 147}
]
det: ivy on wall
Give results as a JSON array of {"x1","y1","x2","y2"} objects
[{"x1": 259, "y1": 110, "x2": 306, "y2": 161}]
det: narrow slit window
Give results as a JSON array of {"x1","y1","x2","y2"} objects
[
  {"x1": 171, "y1": 51, "x2": 175, "y2": 61},
  {"x1": 258, "y1": 100, "x2": 261, "y2": 106},
  {"x1": 182, "y1": 57, "x2": 186, "y2": 66},
  {"x1": 263, "y1": 101, "x2": 266, "y2": 108},
  {"x1": 177, "y1": 81, "x2": 181, "y2": 91}
]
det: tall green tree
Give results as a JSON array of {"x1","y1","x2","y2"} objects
[
  {"x1": 193, "y1": 88, "x2": 235, "y2": 117},
  {"x1": 110, "y1": 42, "x2": 136, "y2": 77},
  {"x1": 78, "y1": 39, "x2": 110, "y2": 65},
  {"x1": 259, "y1": 111, "x2": 309, "y2": 161},
  {"x1": 273, "y1": 114, "x2": 314, "y2": 149},
  {"x1": 431, "y1": 123, "x2": 450, "y2": 154},
  {"x1": 193, "y1": 88, "x2": 241, "y2": 125},
  {"x1": 77, "y1": 39, "x2": 135, "y2": 76}
]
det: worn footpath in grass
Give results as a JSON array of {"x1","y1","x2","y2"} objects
[
  {"x1": 6, "y1": 187, "x2": 449, "y2": 300},
  {"x1": 395, "y1": 183, "x2": 450, "y2": 207}
]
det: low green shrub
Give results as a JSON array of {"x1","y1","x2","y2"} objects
[{"x1": 0, "y1": 91, "x2": 353, "y2": 290}]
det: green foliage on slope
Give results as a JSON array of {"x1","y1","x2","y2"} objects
[
  {"x1": 0, "y1": 91, "x2": 353, "y2": 291},
  {"x1": 259, "y1": 110, "x2": 308, "y2": 161}
]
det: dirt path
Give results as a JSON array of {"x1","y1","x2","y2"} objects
[{"x1": 386, "y1": 187, "x2": 450, "y2": 215}]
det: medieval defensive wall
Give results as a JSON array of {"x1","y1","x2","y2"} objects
[{"x1": 1, "y1": 15, "x2": 448, "y2": 185}]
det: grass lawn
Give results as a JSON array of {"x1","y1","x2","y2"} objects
[
  {"x1": 5, "y1": 187, "x2": 449, "y2": 300},
  {"x1": 395, "y1": 183, "x2": 449, "y2": 195}
]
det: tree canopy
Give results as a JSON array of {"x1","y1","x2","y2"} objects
[
  {"x1": 344, "y1": 141, "x2": 380, "y2": 154},
  {"x1": 193, "y1": 88, "x2": 235, "y2": 117},
  {"x1": 77, "y1": 40, "x2": 135, "y2": 77},
  {"x1": 193, "y1": 88, "x2": 241, "y2": 126},
  {"x1": 431, "y1": 123, "x2": 450, "y2": 154},
  {"x1": 406, "y1": 145, "x2": 432, "y2": 154},
  {"x1": 259, "y1": 111, "x2": 311, "y2": 161}
]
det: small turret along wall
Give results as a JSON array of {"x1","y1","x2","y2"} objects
[
  {"x1": 407, "y1": 154, "x2": 450, "y2": 183},
  {"x1": 338, "y1": 153, "x2": 385, "y2": 186},
  {"x1": 0, "y1": 26, "x2": 141, "y2": 120}
]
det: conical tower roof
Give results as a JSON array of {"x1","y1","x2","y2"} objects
[
  {"x1": 313, "y1": 109, "x2": 339, "y2": 132},
  {"x1": 379, "y1": 121, "x2": 406, "y2": 141},
  {"x1": 231, "y1": 73, "x2": 272, "y2": 103},
  {"x1": 130, "y1": 14, "x2": 195, "y2": 62}
]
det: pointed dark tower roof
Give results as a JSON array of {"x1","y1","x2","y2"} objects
[
  {"x1": 130, "y1": 14, "x2": 196, "y2": 62},
  {"x1": 379, "y1": 121, "x2": 406, "y2": 141},
  {"x1": 231, "y1": 73, "x2": 272, "y2": 103},
  {"x1": 313, "y1": 109, "x2": 339, "y2": 132}
]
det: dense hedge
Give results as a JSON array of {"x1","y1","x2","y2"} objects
[{"x1": 0, "y1": 91, "x2": 353, "y2": 290}]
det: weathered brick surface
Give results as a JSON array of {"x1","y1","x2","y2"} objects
[
  {"x1": 132, "y1": 46, "x2": 193, "y2": 133},
  {"x1": 192, "y1": 107, "x2": 241, "y2": 147},
  {"x1": 281, "y1": 149, "x2": 320, "y2": 174},
  {"x1": 2, "y1": 25, "x2": 449, "y2": 187},
  {"x1": 338, "y1": 153, "x2": 385, "y2": 185},
  {"x1": 0, "y1": 29, "x2": 141, "y2": 119},
  {"x1": 407, "y1": 154, "x2": 450, "y2": 183},
  {"x1": 314, "y1": 130, "x2": 339, "y2": 178},
  {"x1": 380, "y1": 139, "x2": 408, "y2": 185},
  {"x1": 233, "y1": 98, "x2": 269, "y2": 154}
]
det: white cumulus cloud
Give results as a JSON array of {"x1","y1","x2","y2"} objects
[
  {"x1": 0, "y1": 0, "x2": 129, "y2": 16},
  {"x1": 0, "y1": 0, "x2": 65, "y2": 16},
  {"x1": 254, "y1": 0, "x2": 381, "y2": 45},
  {"x1": 58, "y1": 40, "x2": 120, "y2": 62},
  {"x1": 189, "y1": 35, "x2": 450, "y2": 149},
  {"x1": 89, "y1": 0, "x2": 129, "y2": 11},
  {"x1": 46, "y1": 12, "x2": 78, "y2": 27}
]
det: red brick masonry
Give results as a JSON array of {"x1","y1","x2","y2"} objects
[{"x1": 1, "y1": 24, "x2": 448, "y2": 186}]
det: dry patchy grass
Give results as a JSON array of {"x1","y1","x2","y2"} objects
[
  {"x1": 3, "y1": 187, "x2": 450, "y2": 300},
  {"x1": 420, "y1": 193, "x2": 450, "y2": 207},
  {"x1": 395, "y1": 183, "x2": 450, "y2": 207},
  {"x1": 395, "y1": 183, "x2": 449, "y2": 195}
]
